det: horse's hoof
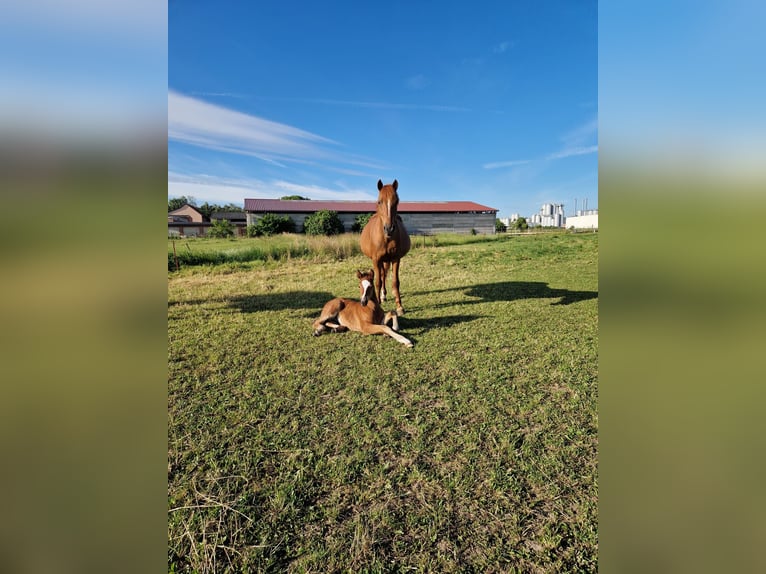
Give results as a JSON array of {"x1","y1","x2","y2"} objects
[
  {"x1": 312, "y1": 330, "x2": 322, "y2": 336},
  {"x1": 405, "y1": 341, "x2": 414, "y2": 348},
  {"x1": 397, "y1": 307, "x2": 405, "y2": 316}
]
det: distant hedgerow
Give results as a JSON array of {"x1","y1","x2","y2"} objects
[{"x1": 247, "y1": 213, "x2": 295, "y2": 236}]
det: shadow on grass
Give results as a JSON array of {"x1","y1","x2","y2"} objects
[
  {"x1": 413, "y1": 281, "x2": 598, "y2": 306},
  {"x1": 169, "y1": 290, "x2": 335, "y2": 313},
  {"x1": 401, "y1": 313, "x2": 484, "y2": 333},
  {"x1": 228, "y1": 291, "x2": 335, "y2": 313}
]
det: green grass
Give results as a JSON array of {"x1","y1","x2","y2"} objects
[{"x1": 168, "y1": 232, "x2": 598, "y2": 572}]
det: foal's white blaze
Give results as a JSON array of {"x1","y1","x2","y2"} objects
[{"x1": 361, "y1": 279, "x2": 372, "y2": 293}]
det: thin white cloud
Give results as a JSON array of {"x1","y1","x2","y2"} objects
[
  {"x1": 406, "y1": 74, "x2": 430, "y2": 90},
  {"x1": 546, "y1": 145, "x2": 598, "y2": 160},
  {"x1": 253, "y1": 95, "x2": 470, "y2": 113},
  {"x1": 483, "y1": 159, "x2": 532, "y2": 170},
  {"x1": 168, "y1": 172, "x2": 377, "y2": 205},
  {"x1": 168, "y1": 91, "x2": 389, "y2": 171},
  {"x1": 560, "y1": 117, "x2": 598, "y2": 148},
  {"x1": 169, "y1": 90, "x2": 337, "y2": 162},
  {"x1": 493, "y1": 40, "x2": 515, "y2": 54}
]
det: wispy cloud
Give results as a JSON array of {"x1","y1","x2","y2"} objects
[
  {"x1": 560, "y1": 117, "x2": 598, "y2": 149},
  {"x1": 168, "y1": 172, "x2": 377, "y2": 204},
  {"x1": 493, "y1": 40, "x2": 515, "y2": 54},
  {"x1": 483, "y1": 159, "x2": 532, "y2": 170},
  {"x1": 249, "y1": 95, "x2": 470, "y2": 113},
  {"x1": 545, "y1": 145, "x2": 598, "y2": 160},
  {"x1": 168, "y1": 90, "x2": 337, "y2": 163},
  {"x1": 406, "y1": 74, "x2": 430, "y2": 90},
  {"x1": 485, "y1": 118, "x2": 598, "y2": 169},
  {"x1": 168, "y1": 90, "x2": 387, "y2": 171},
  {"x1": 290, "y1": 97, "x2": 470, "y2": 113}
]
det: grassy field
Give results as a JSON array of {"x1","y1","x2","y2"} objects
[{"x1": 168, "y1": 231, "x2": 598, "y2": 572}]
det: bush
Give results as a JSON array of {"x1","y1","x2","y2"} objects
[
  {"x1": 495, "y1": 219, "x2": 507, "y2": 233},
  {"x1": 351, "y1": 213, "x2": 373, "y2": 232},
  {"x1": 207, "y1": 219, "x2": 235, "y2": 238},
  {"x1": 303, "y1": 210, "x2": 345, "y2": 236},
  {"x1": 247, "y1": 213, "x2": 295, "y2": 236},
  {"x1": 513, "y1": 217, "x2": 529, "y2": 231}
]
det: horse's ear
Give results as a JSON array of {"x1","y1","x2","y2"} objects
[
  {"x1": 392, "y1": 179, "x2": 398, "y2": 191},
  {"x1": 369, "y1": 268, "x2": 375, "y2": 277},
  {"x1": 377, "y1": 179, "x2": 383, "y2": 191},
  {"x1": 356, "y1": 270, "x2": 363, "y2": 279}
]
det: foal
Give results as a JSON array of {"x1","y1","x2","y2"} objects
[{"x1": 312, "y1": 269, "x2": 413, "y2": 347}]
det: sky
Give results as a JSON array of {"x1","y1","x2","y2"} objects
[{"x1": 169, "y1": 1, "x2": 597, "y2": 219}]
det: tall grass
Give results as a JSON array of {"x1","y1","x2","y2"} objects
[{"x1": 167, "y1": 231, "x2": 578, "y2": 272}]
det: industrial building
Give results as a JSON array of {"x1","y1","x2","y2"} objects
[
  {"x1": 243, "y1": 199, "x2": 499, "y2": 235},
  {"x1": 529, "y1": 203, "x2": 566, "y2": 228}
]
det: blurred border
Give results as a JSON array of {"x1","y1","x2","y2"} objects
[
  {"x1": 1, "y1": 2, "x2": 167, "y2": 573},
  {"x1": 600, "y1": 2, "x2": 766, "y2": 573}
]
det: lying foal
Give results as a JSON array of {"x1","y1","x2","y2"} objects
[{"x1": 313, "y1": 269, "x2": 413, "y2": 347}]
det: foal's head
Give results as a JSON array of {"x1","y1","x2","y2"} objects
[
  {"x1": 376, "y1": 179, "x2": 400, "y2": 238},
  {"x1": 356, "y1": 269, "x2": 376, "y2": 306}
]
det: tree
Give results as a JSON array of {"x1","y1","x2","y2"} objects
[
  {"x1": 207, "y1": 219, "x2": 235, "y2": 238},
  {"x1": 351, "y1": 213, "x2": 373, "y2": 232},
  {"x1": 495, "y1": 219, "x2": 507, "y2": 233},
  {"x1": 513, "y1": 217, "x2": 528, "y2": 231},
  {"x1": 303, "y1": 210, "x2": 344, "y2": 235},
  {"x1": 168, "y1": 196, "x2": 195, "y2": 212},
  {"x1": 197, "y1": 202, "x2": 245, "y2": 219},
  {"x1": 280, "y1": 195, "x2": 310, "y2": 200}
]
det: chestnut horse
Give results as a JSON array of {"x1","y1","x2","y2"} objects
[
  {"x1": 313, "y1": 269, "x2": 413, "y2": 347},
  {"x1": 360, "y1": 179, "x2": 411, "y2": 315}
]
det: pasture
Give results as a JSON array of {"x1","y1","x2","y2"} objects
[{"x1": 168, "y1": 231, "x2": 598, "y2": 572}]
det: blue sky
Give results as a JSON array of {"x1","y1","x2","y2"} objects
[{"x1": 169, "y1": 1, "x2": 597, "y2": 218}]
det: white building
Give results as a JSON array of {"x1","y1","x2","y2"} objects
[{"x1": 565, "y1": 209, "x2": 599, "y2": 230}]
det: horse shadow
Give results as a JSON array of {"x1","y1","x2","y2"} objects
[
  {"x1": 412, "y1": 281, "x2": 597, "y2": 307},
  {"x1": 464, "y1": 281, "x2": 597, "y2": 306}
]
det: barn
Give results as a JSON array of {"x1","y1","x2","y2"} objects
[{"x1": 243, "y1": 199, "x2": 499, "y2": 235}]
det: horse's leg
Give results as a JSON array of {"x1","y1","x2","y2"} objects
[
  {"x1": 383, "y1": 310, "x2": 399, "y2": 332},
  {"x1": 381, "y1": 261, "x2": 390, "y2": 303},
  {"x1": 358, "y1": 322, "x2": 413, "y2": 347},
  {"x1": 391, "y1": 259, "x2": 404, "y2": 315},
  {"x1": 375, "y1": 260, "x2": 387, "y2": 303},
  {"x1": 313, "y1": 299, "x2": 345, "y2": 336},
  {"x1": 324, "y1": 321, "x2": 348, "y2": 333}
]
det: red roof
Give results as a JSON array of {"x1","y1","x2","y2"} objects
[{"x1": 244, "y1": 199, "x2": 497, "y2": 214}]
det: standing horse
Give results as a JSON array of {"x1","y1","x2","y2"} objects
[
  {"x1": 360, "y1": 179, "x2": 411, "y2": 315},
  {"x1": 312, "y1": 269, "x2": 413, "y2": 347}
]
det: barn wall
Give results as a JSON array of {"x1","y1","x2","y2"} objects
[
  {"x1": 246, "y1": 211, "x2": 497, "y2": 234},
  {"x1": 400, "y1": 213, "x2": 496, "y2": 235}
]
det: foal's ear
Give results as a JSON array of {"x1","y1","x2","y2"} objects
[
  {"x1": 369, "y1": 268, "x2": 375, "y2": 277},
  {"x1": 356, "y1": 269, "x2": 363, "y2": 279},
  {"x1": 377, "y1": 179, "x2": 383, "y2": 191},
  {"x1": 392, "y1": 179, "x2": 398, "y2": 191}
]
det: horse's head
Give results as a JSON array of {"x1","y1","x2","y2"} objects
[
  {"x1": 376, "y1": 179, "x2": 400, "y2": 238},
  {"x1": 356, "y1": 268, "x2": 376, "y2": 306}
]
